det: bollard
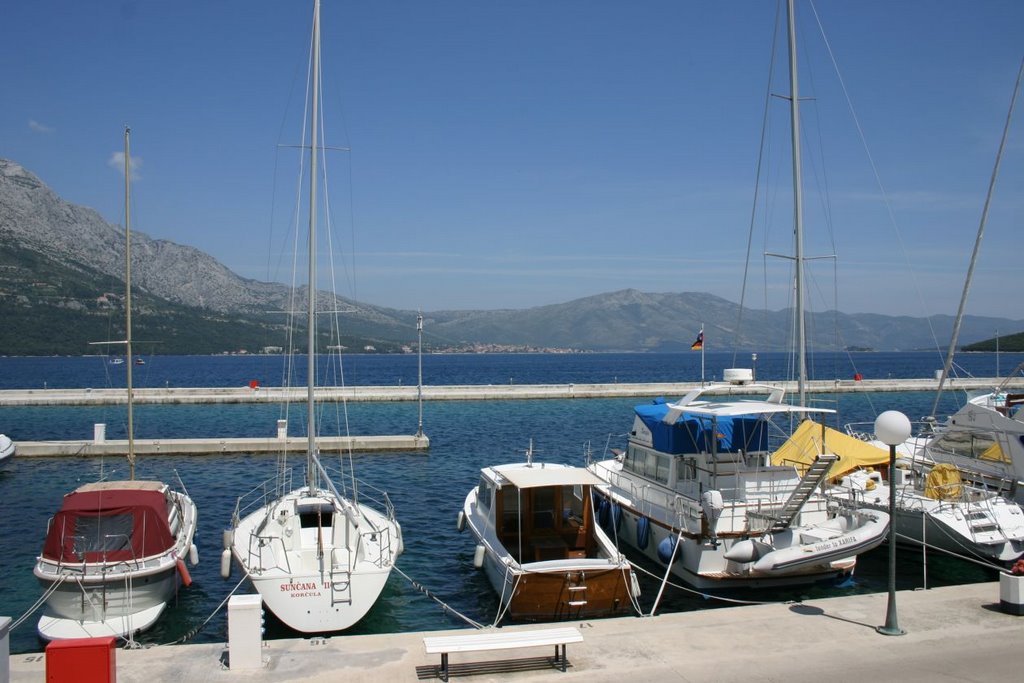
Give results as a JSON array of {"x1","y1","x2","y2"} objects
[
  {"x1": 228, "y1": 594, "x2": 264, "y2": 670},
  {"x1": 276, "y1": 419, "x2": 288, "y2": 440},
  {"x1": 94, "y1": 423, "x2": 106, "y2": 444}
]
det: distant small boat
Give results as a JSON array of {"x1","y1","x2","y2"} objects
[
  {"x1": 110, "y1": 358, "x2": 125, "y2": 365},
  {"x1": 134, "y1": 358, "x2": 145, "y2": 366},
  {"x1": 0, "y1": 434, "x2": 14, "y2": 465}
]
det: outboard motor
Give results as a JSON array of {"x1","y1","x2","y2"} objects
[{"x1": 701, "y1": 490, "x2": 724, "y2": 547}]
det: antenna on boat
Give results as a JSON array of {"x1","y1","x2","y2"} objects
[{"x1": 124, "y1": 125, "x2": 136, "y2": 480}]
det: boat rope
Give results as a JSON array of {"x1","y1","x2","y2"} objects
[
  {"x1": 628, "y1": 561, "x2": 789, "y2": 609},
  {"x1": 491, "y1": 564, "x2": 520, "y2": 627},
  {"x1": 159, "y1": 575, "x2": 249, "y2": 647},
  {"x1": 392, "y1": 565, "x2": 486, "y2": 630},
  {"x1": 894, "y1": 529, "x2": 1005, "y2": 573},
  {"x1": 9, "y1": 572, "x2": 69, "y2": 632}
]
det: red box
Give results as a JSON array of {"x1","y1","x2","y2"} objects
[{"x1": 45, "y1": 637, "x2": 117, "y2": 683}]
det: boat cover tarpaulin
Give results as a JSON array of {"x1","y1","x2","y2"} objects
[
  {"x1": 635, "y1": 402, "x2": 769, "y2": 455},
  {"x1": 771, "y1": 420, "x2": 888, "y2": 479},
  {"x1": 41, "y1": 485, "x2": 174, "y2": 563},
  {"x1": 924, "y1": 463, "x2": 963, "y2": 500}
]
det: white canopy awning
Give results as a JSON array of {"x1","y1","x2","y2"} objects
[{"x1": 492, "y1": 464, "x2": 605, "y2": 489}]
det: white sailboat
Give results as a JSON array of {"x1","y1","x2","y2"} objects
[
  {"x1": 588, "y1": 0, "x2": 889, "y2": 592},
  {"x1": 226, "y1": 0, "x2": 402, "y2": 633},
  {"x1": 34, "y1": 127, "x2": 199, "y2": 641}
]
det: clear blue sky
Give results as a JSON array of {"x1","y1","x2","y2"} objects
[{"x1": 2, "y1": 1, "x2": 1021, "y2": 320}]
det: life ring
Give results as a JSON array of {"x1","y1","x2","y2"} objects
[{"x1": 636, "y1": 516, "x2": 651, "y2": 550}]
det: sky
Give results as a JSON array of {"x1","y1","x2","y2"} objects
[{"x1": 2, "y1": 1, "x2": 1022, "y2": 321}]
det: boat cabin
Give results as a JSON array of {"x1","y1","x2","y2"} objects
[{"x1": 477, "y1": 465, "x2": 603, "y2": 564}]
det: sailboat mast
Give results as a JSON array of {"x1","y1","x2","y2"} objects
[
  {"x1": 786, "y1": 0, "x2": 807, "y2": 407},
  {"x1": 306, "y1": 0, "x2": 322, "y2": 490},
  {"x1": 124, "y1": 126, "x2": 136, "y2": 480},
  {"x1": 931, "y1": 56, "x2": 1023, "y2": 418}
]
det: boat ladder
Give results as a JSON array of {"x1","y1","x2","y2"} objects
[
  {"x1": 329, "y1": 548, "x2": 353, "y2": 606},
  {"x1": 564, "y1": 571, "x2": 588, "y2": 612},
  {"x1": 760, "y1": 454, "x2": 837, "y2": 533}
]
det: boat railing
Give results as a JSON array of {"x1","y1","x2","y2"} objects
[
  {"x1": 231, "y1": 467, "x2": 295, "y2": 528},
  {"x1": 243, "y1": 530, "x2": 292, "y2": 575},
  {"x1": 844, "y1": 420, "x2": 938, "y2": 441}
]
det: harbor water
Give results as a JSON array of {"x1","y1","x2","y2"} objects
[{"x1": 0, "y1": 351, "x2": 1017, "y2": 655}]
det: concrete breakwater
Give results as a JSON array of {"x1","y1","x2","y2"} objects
[{"x1": 1, "y1": 376, "x2": 1020, "y2": 406}]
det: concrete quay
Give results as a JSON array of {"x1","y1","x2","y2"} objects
[
  {"x1": 7, "y1": 582, "x2": 1022, "y2": 682},
  {"x1": 12, "y1": 433, "x2": 430, "y2": 458},
  {"x1": 1, "y1": 376, "x2": 1020, "y2": 406}
]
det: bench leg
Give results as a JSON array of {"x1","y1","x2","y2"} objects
[
  {"x1": 440, "y1": 652, "x2": 448, "y2": 682},
  {"x1": 557, "y1": 643, "x2": 567, "y2": 672}
]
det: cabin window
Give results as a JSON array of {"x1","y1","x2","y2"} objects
[
  {"x1": 73, "y1": 514, "x2": 133, "y2": 558},
  {"x1": 676, "y1": 456, "x2": 696, "y2": 482},
  {"x1": 563, "y1": 485, "x2": 584, "y2": 524},
  {"x1": 501, "y1": 488, "x2": 520, "y2": 533},
  {"x1": 655, "y1": 454, "x2": 671, "y2": 484},
  {"x1": 624, "y1": 445, "x2": 643, "y2": 475},
  {"x1": 477, "y1": 478, "x2": 492, "y2": 511},
  {"x1": 532, "y1": 488, "x2": 556, "y2": 529}
]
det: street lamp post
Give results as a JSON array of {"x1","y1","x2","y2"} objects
[{"x1": 875, "y1": 409, "x2": 911, "y2": 636}]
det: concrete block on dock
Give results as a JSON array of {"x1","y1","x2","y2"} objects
[
  {"x1": 1000, "y1": 571, "x2": 1024, "y2": 616},
  {"x1": 94, "y1": 423, "x2": 106, "y2": 444},
  {"x1": 228, "y1": 594, "x2": 264, "y2": 670},
  {"x1": 276, "y1": 419, "x2": 288, "y2": 439}
]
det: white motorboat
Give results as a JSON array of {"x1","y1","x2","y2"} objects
[
  {"x1": 460, "y1": 446, "x2": 638, "y2": 622},
  {"x1": 805, "y1": 421, "x2": 1024, "y2": 565},
  {"x1": 226, "y1": 0, "x2": 402, "y2": 634},
  {"x1": 35, "y1": 480, "x2": 198, "y2": 639},
  {"x1": 589, "y1": 380, "x2": 889, "y2": 590},
  {"x1": 0, "y1": 434, "x2": 14, "y2": 465},
  {"x1": 589, "y1": 0, "x2": 892, "y2": 591},
  {"x1": 34, "y1": 128, "x2": 198, "y2": 641}
]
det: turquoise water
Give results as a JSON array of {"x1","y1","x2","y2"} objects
[{"x1": 0, "y1": 354, "x2": 1008, "y2": 654}]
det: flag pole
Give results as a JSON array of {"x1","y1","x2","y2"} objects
[{"x1": 700, "y1": 323, "x2": 705, "y2": 386}]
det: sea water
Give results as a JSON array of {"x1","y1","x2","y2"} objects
[{"x1": 0, "y1": 351, "x2": 1017, "y2": 654}]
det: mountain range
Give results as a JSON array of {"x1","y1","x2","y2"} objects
[{"x1": 1, "y1": 158, "x2": 1021, "y2": 356}]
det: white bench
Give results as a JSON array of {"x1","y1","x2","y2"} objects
[{"x1": 422, "y1": 626, "x2": 583, "y2": 681}]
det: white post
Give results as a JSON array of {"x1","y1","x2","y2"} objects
[
  {"x1": 276, "y1": 419, "x2": 288, "y2": 440},
  {"x1": 94, "y1": 423, "x2": 106, "y2": 444},
  {"x1": 228, "y1": 594, "x2": 264, "y2": 670},
  {"x1": 0, "y1": 616, "x2": 10, "y2": 683}
]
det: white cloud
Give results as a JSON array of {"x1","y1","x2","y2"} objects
[
  {"x1": 108, "y1": 151, "x2": 142, "y2": 180},
  {"x1": 28, "y1": 119, "x2": 53, "y2": 133}
]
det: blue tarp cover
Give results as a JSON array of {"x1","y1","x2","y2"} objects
[{"x1": 635, "y1": 402, "x2": 769, "y2": 455}]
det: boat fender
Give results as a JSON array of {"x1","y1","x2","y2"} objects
[
  {"x1": 473, "y1": 544, "x2": 486, "y2": 569},
  {"x1": 176, "y1": 558, "x2": 193, "y2": 587},
  {"x1": 189, "y1": 543, "x2": 200, "y2": 566},
  {"x1": 222, "y1": 528, "x2": 233, "y2": 551},
  {"x1": 657, "y1": 536, "x2": 681, "y2": 564},
  {"x1": 636, "y1": 516, "x2": 651, "y2": 550},
  {"x1": 612, "y1": 503, "x2": 623, "y2": 532},
  {"x1": 220, "y1": 548, "x2": 232, "y2": 579},
  {"x1": 598, "y1": 499, "x2": 610, "y2": 529},
  {"x1": 456, "y1": 510, "x2": 466, "y2": 532}
]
